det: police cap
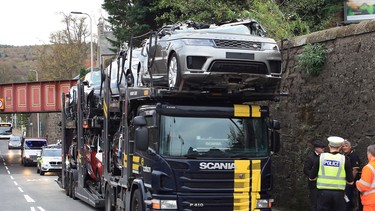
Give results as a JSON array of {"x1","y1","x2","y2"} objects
[{"x1": 327, "y1": 136, "x2": 344, "y2": 147}]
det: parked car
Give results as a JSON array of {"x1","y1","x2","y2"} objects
[
  {"x1": 8, "y1": 135, "x2": 22, "y2": 149},
  {"x1": 21, "y1": 138, "x2": 48, "y2": 166},
  {"x1": 138, "y1": 20, "x2": 282, "y2": 92},
  {"x1": 37, "y1": 146, "x2": 62, "y2": 175}
]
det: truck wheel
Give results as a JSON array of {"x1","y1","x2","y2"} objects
[
  {"x1": 105, "y1": 186, "x2": 115, "y2": 211},
  {"x1": 71, "y1": 175, "x2": 77, "y2": 200},
  {"x1": 168, "y1": 53, "x2": 181, "y2": 89},
  {"x1": 96, "y1": 170, "x2": 102, "y2": 194},
  {"x1": 65, "y1": 173, "x2": 70, "y2": 196},
  {"x1": 131, "y1": 189, "x2": 142, "y2": 211}
]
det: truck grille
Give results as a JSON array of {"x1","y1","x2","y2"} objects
[{"x1": 214, "y1": 39, "x2": 261, "y2": 50}]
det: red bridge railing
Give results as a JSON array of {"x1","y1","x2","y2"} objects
[{"x1": 0, "y1": 80, "x2": 77, "y2": 114}]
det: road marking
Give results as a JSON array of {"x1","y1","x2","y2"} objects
[
  {"x1": 24, "y1": 195, "x2": 35, "y2": 202},
  {"x1": 7, "y1": 170, "x2": 10, "y2": 174},
  {"x1": 5, "y1": 166, "x2": 8, "y2": 170},
  {"x1": 18, "y1": 187, "x2": 24, "y2": 192},
  {"x1": 27, "y1": 179, "x2": 43, "y2": 182},
  {"x1": 10, "y1": 175, "x2": 14, "y2": 180},
  {"x1": 30, "y1": 207, "x2": 45, "y2": 211},
  {"x1": 14, "y1": 181, "x2": 18, "y2": 186}
]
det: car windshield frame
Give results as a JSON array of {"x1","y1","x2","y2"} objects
[
  {"x1": 172, "y1": 25, "x2": 252, "y2": 36},
  {"x1": 25, "y1": 139, "x2": 47, "y2": 149},
  {"x1": 42, "y1": 148, "x2": 62, "y2": 157}
]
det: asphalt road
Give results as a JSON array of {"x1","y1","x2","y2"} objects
[{"x1": 0, "y1": 139, "x2": 99, "y2": 211}]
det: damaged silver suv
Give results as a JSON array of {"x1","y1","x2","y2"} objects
[{"x1": 138, "y1": 19, "x2": 282, "y2": 92}]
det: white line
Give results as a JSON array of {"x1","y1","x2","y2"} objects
[
  {"x1": 7, "y1": 170, "x2": 10, "y2": 174},
  {"x1": 24, "y1": 195, "x2": 35, "y2": 202},
  {"x1": 18, "y1": 187, "x2": 24, "y2": 192},
  {"x1": 30, "y1": 207, "x2": 36, "y2": 211},
  {"x1": 37, "y1": 207, "x2": 45, "y2": 211},
  {"x1": 14, "y1": 181, "x2": 18, "y2": 186},
  {"x1": 5, "y1": 166, "x2": 8, "y2": 170},
  {"x1": 10, "y1": 176, "x2": 14, "y2": 180}
]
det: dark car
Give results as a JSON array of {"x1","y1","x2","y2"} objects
[
  {"x1": 138, "y1": 20, "x2": 282, "y2": 92},
  {"x1": 8, "y1": 135, "x2": 22, "y2": 149}
]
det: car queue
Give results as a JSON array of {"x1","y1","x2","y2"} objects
[{"x1": 7, "y1": 134, "x2": 62, "y2": 176}]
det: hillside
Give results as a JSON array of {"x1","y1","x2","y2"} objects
[{"x1": 0, "y1": 45, "x2": 40, "y2": 84}]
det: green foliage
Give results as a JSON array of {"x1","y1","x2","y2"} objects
[
  {"x1": 297, "y1": 43, "x2": 327, "y2": 76},
  {"x1": 277, "y1": 0, "x2": 343, "y2": 31}
]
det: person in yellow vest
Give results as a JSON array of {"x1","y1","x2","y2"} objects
[
  {"x1": 356, "y1": 144, "x2": 375, "y2": 211},
  {"x1": 309, "y1": 136, "x2": 354, "y2": 211}
]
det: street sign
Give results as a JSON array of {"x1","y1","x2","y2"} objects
[{"x1": 0, "y1": 98, "x2": 4, "y2": 110}]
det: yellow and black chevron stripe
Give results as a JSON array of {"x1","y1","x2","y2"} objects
[{"x1": 234, "y1": 160, "x2": 262, "y2": 211}]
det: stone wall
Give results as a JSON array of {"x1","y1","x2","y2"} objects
[
  {"x1": 271, "y1": 20, "x2": 375, "y2": 210},
  {"x1": 45, "y1": 113, "x2": 62, "y2": 144}
]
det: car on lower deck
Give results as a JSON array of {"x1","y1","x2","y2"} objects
[{"x1": 37, "y1": 146, "x2": 62, "y2": 175}]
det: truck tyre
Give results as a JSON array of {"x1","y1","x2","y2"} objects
[
  {"x1": 96, "y1": 170, "x2": 102, "y2": 194},
  {"x1": 71, "y1": 175, "x2": 77, "y2": 200},
  {"x1": 131, "y1": 189, "x2": 142, "y2": 211},
  {"x1": 167, "y1": 53, "x2": 181, "y2": 89},
  {"x1": 105, "y1": 186, "x2": 115, "y2": 211},
  {"x1": 65, "y1": 173, "x2": 70, "y2": 196}
]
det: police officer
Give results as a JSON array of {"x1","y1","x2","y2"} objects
[
  {"x1": 309, "y1": 136, "x2": 354, "y2": 211},
  {"x1": 304, "y1": 139, "x2": 326, "y2": 211}
]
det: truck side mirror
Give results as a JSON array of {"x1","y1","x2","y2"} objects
[
  {"x1": 271, "y1": 131, "x2": 280, "y2": 154},
  {"x1": 271, "y1": 120, "x2": 280, "y2": 130},
  {"x1": 134, "y1": 116, "x2": 148, "y2": 151}
]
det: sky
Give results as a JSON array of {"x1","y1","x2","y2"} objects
[{"x1": 0, "y1": 0, "x2": 108, "y2": 46}]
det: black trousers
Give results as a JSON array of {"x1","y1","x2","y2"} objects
[
  {"x1": 317, "y1": 189, "x2": 345, "y2": 211},
  {"x1": 310, "y1": 187, "x2": 318, "y2": 211}
]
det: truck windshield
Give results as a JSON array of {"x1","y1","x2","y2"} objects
[{"x1": 159, "y1": 116, "x2": 268, "y2": 158}]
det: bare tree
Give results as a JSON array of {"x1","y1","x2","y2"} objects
[{"x1": 36, "y1": 13, "x2": 93, "y2": 80}]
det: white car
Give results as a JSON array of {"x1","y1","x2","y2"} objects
[{"x1": 37, "y1": 147, "x2": 62, "y2": 175}]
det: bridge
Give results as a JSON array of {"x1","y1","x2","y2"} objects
[{"x1": 0, "y1": 80, "x2": 77, "y2": 114}]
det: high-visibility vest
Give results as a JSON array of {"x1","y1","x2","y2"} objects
[
  {"x1": 356, "y1": 160, "x2": 375, "y2": 206},
  {"x1": 317, "y1": 153, "x2": 346, "y2": 190}
]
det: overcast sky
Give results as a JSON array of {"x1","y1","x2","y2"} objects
[{"x1": 0, "y1": 0, "x2": 108, "y2": 46}]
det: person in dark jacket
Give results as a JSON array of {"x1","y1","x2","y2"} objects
[
  {"x1": 342, "y1": 139, "x2": 361, "y2": 211},
  {"x1": 310, "y1": 136, "x2": 354, "y2": 211},
  {"x1": 304, "y1": 139, "x2": 326, "y2": 211}
]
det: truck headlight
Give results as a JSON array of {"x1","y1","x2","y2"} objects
[
  {"x1": 151, "y1": 199, "x2": 177, "y2": 209},
  {"x1": 256, "y1": 199, "x2": 273, "y2": 208}
]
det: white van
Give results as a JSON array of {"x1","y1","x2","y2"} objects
[{"x1": 21, "y1": 138, "x2": 47, "y2": 166}]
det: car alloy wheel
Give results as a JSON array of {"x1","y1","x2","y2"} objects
[{"x1": 168, "y1": 53, "x2": 181, "y2": 89}]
